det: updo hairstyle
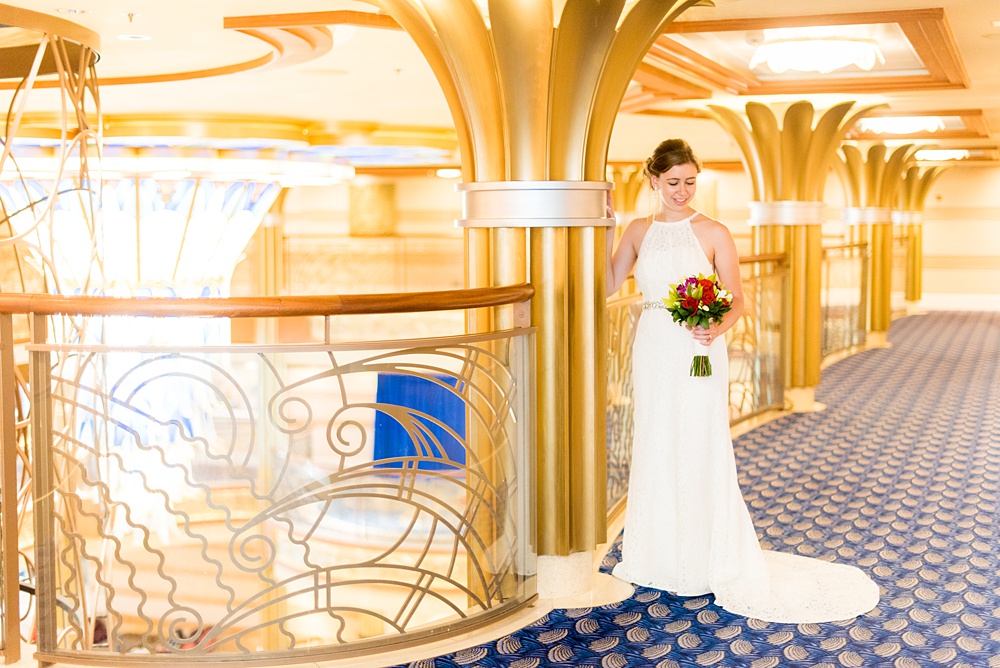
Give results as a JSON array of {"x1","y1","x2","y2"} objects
[{"x1": 643, "y1": 138, "x2": 702, "y2": 180}]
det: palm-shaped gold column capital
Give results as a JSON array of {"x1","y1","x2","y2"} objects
[
  {"x1": 705, "y1": 100, "x2": 881, "y2": 402},
  {"x1": 372, "y1": 1, "x2": 704, "y2": 572}
]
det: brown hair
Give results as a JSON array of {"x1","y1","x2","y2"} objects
[{"x1": 643, "y1": 138, "x2": 702, "y2": 179}]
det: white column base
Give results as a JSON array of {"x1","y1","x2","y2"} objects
[
  {"x1": 786, "y1": 386, "x2": 826, "y2": 413},
  {"x1": 536, "y1": 551, "x2": 634, "y2": 607}
]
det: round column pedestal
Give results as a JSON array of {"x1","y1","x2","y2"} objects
[
  {"x1": 866, "y1": 330, "x2": 893, "y2": 349},
  {"x1": 785, "y1": 386, "x2": 826, "y2": 413},
  {"x1": 537, "y1": 551, "x2": 634, "y2": 606}
]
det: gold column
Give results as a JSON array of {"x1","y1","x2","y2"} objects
[
  {"x1": 898, "y1": 165, "x2": 947, "y2": 305},
  {"x1": 838, "y1": 144, "x2": 914, "y2": 335},
  {"x1": 708, "y1": 101, "x2": 881, "y2": 403},
  {"x1": 748, "y1": 201, "x2": 825, "y2": 388},
  {"x1": 904, "y1": 216, "x2": 923, "y2": 302},
  {"x1": 377, "y1": 0, "x2": 702, "y2": 568},
  {"x1": 608, "y1": 164, "x2": 646, "y2": 218},
  {"x1": 459, "y1": 181, "x2": 614, "y2": 558},
  {"x1": 869, "y1": 220, "x2": 893, "y2": 332}
]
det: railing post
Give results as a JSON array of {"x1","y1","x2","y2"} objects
[
  {"x1": 29, "y1": 314, "x2": 56, "y2": 655},
  {"x1": 0, "y1": 314, "x2": 21, "y2": 663}
]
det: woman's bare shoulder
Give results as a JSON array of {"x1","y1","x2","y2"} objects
[
  {"x1": 622, "y1": 214, "x2": 653, "y2": 242},
  {"x1": 625, "y1": 214, "x2": 653, "y2": 230},
  {"x1": 691, "y1": 213, "x2": 734, "y2": 238}
]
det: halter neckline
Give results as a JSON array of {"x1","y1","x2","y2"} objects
[{"x1": 651, "y1": 211, "x2": 697, "y2": 225}]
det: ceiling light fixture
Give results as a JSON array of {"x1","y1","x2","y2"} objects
[
  {"x1": 434, "y1": 168, "x2": 462, "y2": 179},
  {"x1": 748, "y1": 28, "x2": 885, "y2": 75},
  {"x1": 914, "y1": 149, "x2": 969, "y2": 161},
  {"x1": 118, "y1": 34, "x2": 152, "y2": 41},
  {"x1": 859, "y1": 116, "x2": 946, "y2": 135}
]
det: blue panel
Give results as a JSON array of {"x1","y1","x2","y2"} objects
[{"x1": 373, "y1": 373, "x2": 466, "y2": 470}]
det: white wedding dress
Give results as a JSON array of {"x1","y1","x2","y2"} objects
[{"x1": 611, "y1": 214, "x2": 880, "y2": 623}]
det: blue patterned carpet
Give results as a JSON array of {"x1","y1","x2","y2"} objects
[{"x1": 399, "y1": 311, "x2": 1000, "y2": 668}]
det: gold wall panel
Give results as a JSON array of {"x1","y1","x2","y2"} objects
[{"x1": 349, "y1": 183, "x2": 398, "y2": 237}]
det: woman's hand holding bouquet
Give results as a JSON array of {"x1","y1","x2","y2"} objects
[{"x1": 662, "y1": 273, "x2": 733, "y2": 377}]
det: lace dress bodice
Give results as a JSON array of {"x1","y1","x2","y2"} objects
[{"x1": 633, "y1": 214, "x2": 712, "y2": 300}]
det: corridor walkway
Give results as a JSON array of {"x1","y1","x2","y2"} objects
[{"x1": 397, "y1": 311, "x2": 1000, "y2": 668}]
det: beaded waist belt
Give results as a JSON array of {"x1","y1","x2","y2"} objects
[{"x1": 641, "y1": 301, "x2": 666, "y2": 310}]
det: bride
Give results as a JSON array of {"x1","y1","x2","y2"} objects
[{"x1": 605, "y1": 138, "x2": 879, "y2": 623}]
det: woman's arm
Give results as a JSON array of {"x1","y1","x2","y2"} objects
[{"x1": 607, "y1": 219, "x2": 643, "y2": 297}]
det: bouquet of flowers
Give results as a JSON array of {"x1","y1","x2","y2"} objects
[{"x1": 662, "y1": 273, "x2": 733, "y2": 377}]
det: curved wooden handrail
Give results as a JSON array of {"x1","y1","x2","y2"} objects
[
  {"x1": 739, "y1": 252, "x2": 787, "y2": 264},
  {"x1": 820, "y1": 243, "x2": 868, "y2": 254},
  {"x1": 0, "y1": 284, "x2": 534, "y2": 318}
]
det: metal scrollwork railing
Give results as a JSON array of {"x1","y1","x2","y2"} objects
[
  {"x1": 605, "y1": 254, "x2": 787, "y2": 514},
  {"x1": 821, "y1": 243, "x2": 870, "y2": 359},
  {"x1": 605, "y1": 293, "x2": 641, "y2": 517},
  {"x1": 1, "y1": 286, "x2": 536, "y2": 665}
]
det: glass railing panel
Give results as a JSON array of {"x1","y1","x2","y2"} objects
[
  {"x1": 25, "y1": 315, "x2": 535, "y2": 663},
  {"x1": 821, "y1": 243, "x2": 869, "y2": 359},
  {"x1": 728, "y1": 255, "x2": 786, "y2": 425},
  {"x1": 605, "y1": 296, "x2": 642, "y2": 516}
]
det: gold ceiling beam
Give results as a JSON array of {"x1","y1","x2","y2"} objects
[{"x1": 14, "y1": 113, "x2": 459, "y2": 155}]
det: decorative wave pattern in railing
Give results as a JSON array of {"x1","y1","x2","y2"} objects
[
  {"x1": 821, "y1": 243, "x2": 869, "y2": 359},
  {"x1": 605, "y1": 255, "x2": 786, "y2": 514},
  {"x1": 19, "y1": 317, "x2": 535, "y2": 663},
  {"x1": 605, "y1": 295, "x2": 641, "y2": 517}
]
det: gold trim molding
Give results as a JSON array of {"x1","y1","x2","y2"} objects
[
  {"x1": 0, "y1": 2, "x2": 100, "y2": 53},
  {"x1": 15, "y1": 113, "x2": 458, "y2": 154}
]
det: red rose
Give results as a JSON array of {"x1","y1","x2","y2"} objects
[
  {"x1": 699, "y1": 278, "x2": 714, "y2": 289},
  {"x1": 702, "y1": 286, "x2": 716, "y2": 304},
  {"x1": 682, "y1": 296, "x2": 699, "y2": 312}
]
